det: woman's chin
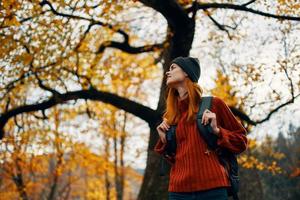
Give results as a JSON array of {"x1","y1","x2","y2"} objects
[{"x1": 166, "y1": 80, "x2": 175, "y2": 87}]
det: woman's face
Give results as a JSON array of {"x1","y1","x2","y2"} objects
[{"x1": 165, "y1": 63, "x2": 187, "y2": 87}]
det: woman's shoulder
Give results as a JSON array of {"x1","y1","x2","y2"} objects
[
  {"x1": 212, "y1": 96, "x2": 224, "y2": 103},
  {"x1": 211, "y1": 96, "x2": 227, "y2": 108},
  {"x1": 201, "y1": 95, "x2": 225, "y2": 105}
]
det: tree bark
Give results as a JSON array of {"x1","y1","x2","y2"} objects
[{"x1": 137, "y1": 12, "x2": 196, "y2": 199}]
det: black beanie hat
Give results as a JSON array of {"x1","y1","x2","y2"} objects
[{"x1": 171, "y1": 56, "x2": 201, "y2": 82}]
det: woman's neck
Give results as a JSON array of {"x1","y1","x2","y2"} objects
[
  {"x1": 178, "y1": 91, "x2": 188, "y2": 101},
  {"x1": 175, "y1": 85, "x2": 188, "y2": 100}
]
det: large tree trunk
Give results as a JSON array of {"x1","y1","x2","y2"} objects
[{"x1": 137, "y1": 17, "x2": 195, "y2": 199}]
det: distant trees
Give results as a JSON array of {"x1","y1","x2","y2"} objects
[{"x1": 238, "y1": 125, "x2": 300, "y2": 200}]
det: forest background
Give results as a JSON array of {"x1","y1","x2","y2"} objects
[{"x1": 0, "y1": 0, "x2": 299, "y2": 200}]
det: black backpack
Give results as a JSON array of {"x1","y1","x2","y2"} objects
[{"x1": 159, "y1": 96, "x2": 240, "y2": 200}]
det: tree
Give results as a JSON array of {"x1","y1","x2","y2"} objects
[
  {"x1": 0, "y1": 107, "x2": 143, "y2": 199},
  {"x1": 1, "y1": 1, "x2": 300, "y2": 199}
]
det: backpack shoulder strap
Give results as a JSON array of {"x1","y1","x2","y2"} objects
[
  {"x1": 197, "y1": 97, "x2": 241, "y2": 200},
  {"x1": 196, "y1": 96, "x2": 219, "y2": 150}
]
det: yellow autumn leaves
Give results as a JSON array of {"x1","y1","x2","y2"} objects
[
  {"x1": 238, "y1": 138, "x2": 285, "y2": 175},
  {"x1": 1, "y1": 0, "x2": 22, "y2": 27}
]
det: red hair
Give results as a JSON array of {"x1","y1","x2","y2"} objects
[{"x1": 162, "y1": 78, "x2": 204, "y2": 125}]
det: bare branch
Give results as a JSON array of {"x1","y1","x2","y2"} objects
[
  {"x1": 0, "y1": 88, "x2": 160, "y2": 139},
  {"x1": 204, "y1": 9, "x2": 232, "y2": 39},
  {"x1": 255, "y1": 93, "x2": 300, "y2": 124},
  {"x1": 241, "y1": 0, "x2": 256, "y2": 7},
  {"x1": 39, "y1": 1, "x2": 128, "y2": 41},
  {"x1": 33, "y1": 71, "x2": 60, "y2": 96},
  {"x1": 39, "y1": 0, "x2": 164, "y2": 54},
  {"x1": 186, "y1": 2, "x2": 300, "y2": 21},
  {"x1": 97, "y1": 41, "x2": 165, "y2": 54},
  {"x1": 5, "y1": 97, "x2": 10, "y2": 112},
  {"x1": 19, "y1": 10, "x2": 50, "y2": 23}
]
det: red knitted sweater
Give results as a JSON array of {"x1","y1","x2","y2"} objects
[{"x1": 154, "y1": 96, "x2": 248, "y2": 192}]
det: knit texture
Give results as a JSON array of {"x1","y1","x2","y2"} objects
[{"x1": 154, "y1": 96, "x2": 248, "y2": 192}]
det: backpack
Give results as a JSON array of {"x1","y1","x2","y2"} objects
[{"x1": 159, "y1": 96, "x2": 240, "y2": 200}]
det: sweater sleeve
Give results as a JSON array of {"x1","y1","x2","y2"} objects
[
  {"x1": 214, "y1": 97, "x2": 248, "y2": 154},
  {"x1": 154, "y1": 138, "x2": 166, "y2": 155},
  {"x1": 154, "y1": 138, "x2": 175, "y2": 164}
]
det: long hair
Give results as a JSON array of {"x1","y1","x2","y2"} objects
[{"x1": 162, "y1": 78, "x2": 204, "y2": 125}]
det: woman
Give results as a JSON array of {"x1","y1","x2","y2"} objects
[{"x1": 154, "y1": 56, "x2": 248, "y2": 200}]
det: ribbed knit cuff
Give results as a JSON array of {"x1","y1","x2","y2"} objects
[
  {"x1": 216, "y1": 126, "x2": 230, "y2": 147},
  {"x1": 154, "y1": 139, "x2": 167, "y2": 154}
]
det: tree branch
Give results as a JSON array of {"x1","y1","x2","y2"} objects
[
  {"x1": 256, "y1": 93, "x2": 300, "y2": 124},
  {"x1": 230, "y1": 93, "x2": 300, "y2": 126},
  {"x1": 1, "y1": 85, "x2": 299, "y2": 139},
  {"x1": 186, "y1": 2, "x2": 300, "y2": 21},
  {"x1": 39, "y1": 0, "x2": 127, "y2": 36},
  {"x1": 139, "y1": 0, "x2": 195, "y2": 57},
  {"x1": 0, "y1": 88, "x2": 160, "y2": 139},
  {"x1": 241, "y1": 0, "x2": 256, "y2": 7},
  {"x1": 97, "y1": 41, "x2": 165, "y2": 54},
  {"x1": 40, "y1": 0, "x2": 164, "y2": 54},
  {"x1": 33, "y1": 71, "x2": 61, "y2": 96},
  {"x1": 139, "y1": 0, "x2": 191, "y2": 29},
  {"x1": 203, "y1": 9, "x2": 232, "y2": 39}
]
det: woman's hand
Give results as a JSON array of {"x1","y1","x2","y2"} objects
[
  {"x1": 202, "y1": 109, "x2": 220, "y2": 136},
  {"x1": 156, "y1": 118, "x2": 170, "y2": 144}
]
